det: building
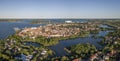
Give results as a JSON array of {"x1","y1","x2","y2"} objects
[{"x1": 65, "y1": 20, "x2": 73, "y2": 23}]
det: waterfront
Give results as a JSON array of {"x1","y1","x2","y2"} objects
[
  {"x1": 0, "y1": 19, "x2": 88, "y2": 39},
  {"x1": 49, "y1": 30, "x2": 110, "y2": 56},
  {"x1": 0, "y1": 20, "x2": 112, "y2": 57},
  {"x1": 0, "y1": 22, "x2": 45, "y2": 39}
]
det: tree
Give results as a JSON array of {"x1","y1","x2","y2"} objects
[{"x1": 60, "y1": 56, "x2": 69, "y2": 61}]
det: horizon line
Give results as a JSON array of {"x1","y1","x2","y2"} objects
[{"x1": 0, "y1": 18, "x2": 120, "y2": 20}]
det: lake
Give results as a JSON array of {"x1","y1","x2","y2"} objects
[{"x1": 49, "y1": 30, "x2": 111, "y2": 56}]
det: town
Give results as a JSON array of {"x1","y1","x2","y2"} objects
[
  {"x1": 18, "y1": 22, "x2": 100, "y2": 39},
  {"x1": 18, "y1": 24, "x2": 80, "y2": 38}
]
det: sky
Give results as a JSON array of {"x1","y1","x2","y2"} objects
[{"x1": 0, "y1": 0, "x2": 120, "y2": 19}]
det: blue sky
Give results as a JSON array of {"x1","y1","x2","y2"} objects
[{"x1": 0, "y1": 0, "x2": 120, "y2": 18}]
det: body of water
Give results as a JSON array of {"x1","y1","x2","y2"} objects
[{"x1": 49, "y1": 30, "x2": 110, "y2": 56}]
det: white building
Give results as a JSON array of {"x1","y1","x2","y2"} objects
[{"x1": 65, "y1": 20, "x2": 73, "y2": 23}]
